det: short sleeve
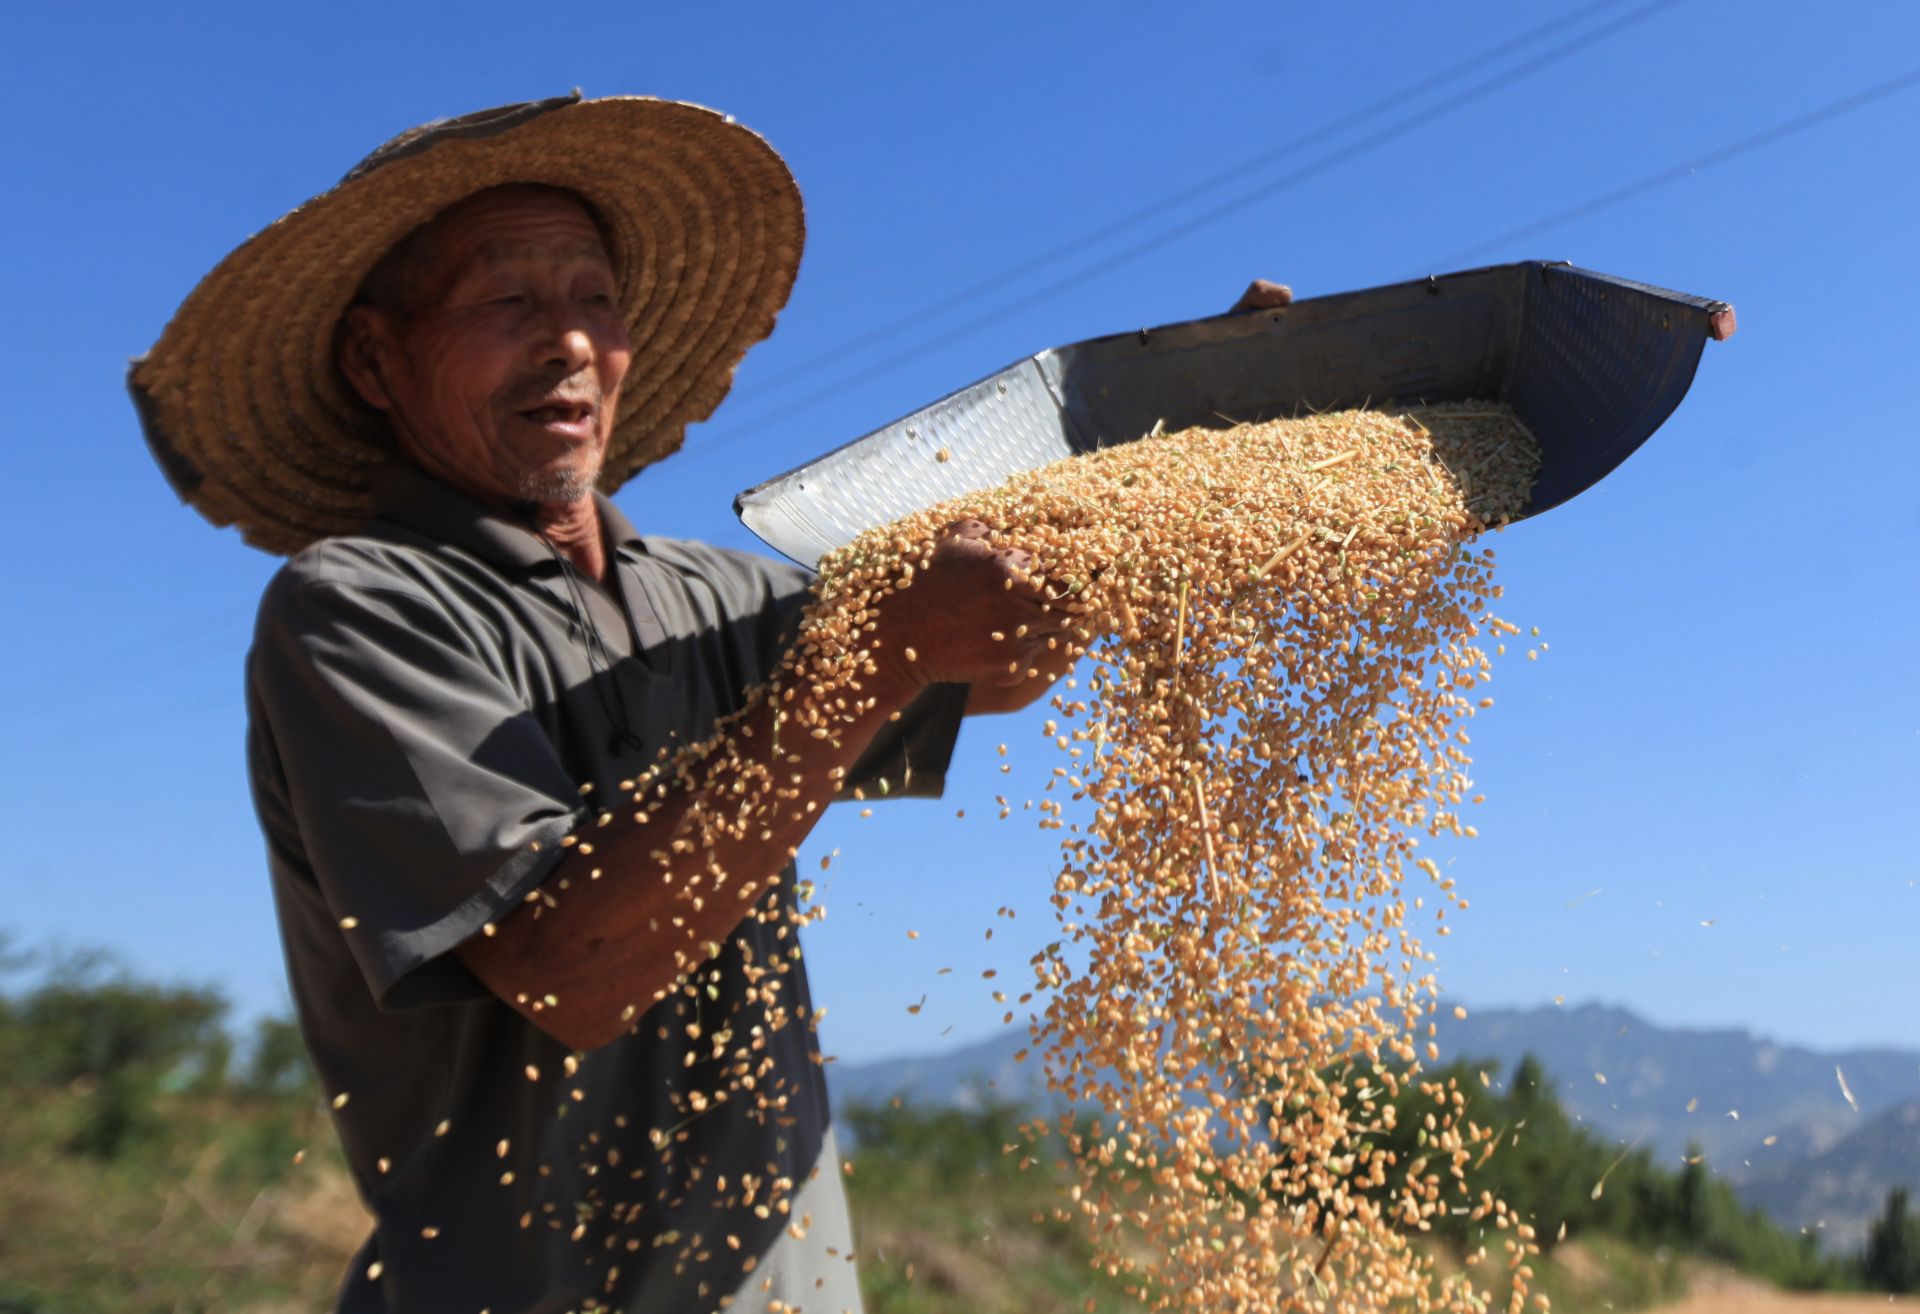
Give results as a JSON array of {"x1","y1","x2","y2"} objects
[
  {"x1": 247, "y1": 568, "x2": 585, "y2": 1010},
  {"x1": 721, "y1": 548, "x2": 970, "y2": 801},
  {"x1": 842, "y1": 682, "x2": 970, "y2": 799}
]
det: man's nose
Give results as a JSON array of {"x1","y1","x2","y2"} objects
[
  {"x1": 539, "y1": 325, "x2": 595, "y2": 373},
  {"x1": 531, "y1": 301, "x2": 596, "y2": 371}
]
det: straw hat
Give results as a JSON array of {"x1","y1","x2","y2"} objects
[{"x1": 129, "y1": 92, "x2": 805, "y2": 555}]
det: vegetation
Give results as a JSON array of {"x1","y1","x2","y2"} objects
[
  {"x1": 1337, "y1": 1053, "x2": 1852, "y2": 1291},
  {"x1": 1865, "y1": 1188, "x2": 1920, "y2": 1294},
  {"x1": 0, "y1": 942, "x2": 355, "y2": 1313},
  {"x1": 840, "y1": 1095, "x2": 1144, "y2": 1313},
  {"x1": 1, "y1": 939, "x2": 1914, "y2": 1311},
  {"x1": 839, "y1": 1093, "x2": 1684, "y2": 1314}
]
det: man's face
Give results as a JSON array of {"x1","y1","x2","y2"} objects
[{"x1": 344, "y1": 187, "x2": 633, "y2": 506}]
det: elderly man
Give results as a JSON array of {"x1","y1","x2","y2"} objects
[{"x1": 133, "y1": 94, "x2": 1290, "y2": 1314}]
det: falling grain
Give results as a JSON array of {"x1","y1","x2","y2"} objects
[
  {"x1": 558, "y1": 402, "x2": 1539, "y2": 1311},
  {"x1": 799, "y1": 401, "x2": 1537, "y2": 1311}
]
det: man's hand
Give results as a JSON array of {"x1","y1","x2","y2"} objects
[
  {"x1": 1230, "y1": 279, "x2": 1293, "y2": 314},
  {"x1": 873, "y1": 519, "x2": 1074, "y2": 696}
]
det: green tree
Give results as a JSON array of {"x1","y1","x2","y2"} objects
[
  {"x1": 65, "y1": 1069, "x2": 159, "y2": 1159},
  {"x1": 843, "y1": 1094, "x2": 1030, "y2": 1190},
  {"x1": 1482, "y1": 1052, "x2": 1599, "y2": 1250},
  {"x1": 0, "y1": 947, "x2": 231, "y2": 1159},
  {"x1": 1675, "y1": 1141, "x2": 1709, "y2": 1243},
  {"x1": 240, "y1": 1015, "x2": 317, "y2": 1099},
  {"x1": 1279, "y1": 1049, "x2": 1849, "y2": 1289},
  {"x1": 1865, "y1": 1187, "x2": 1920, "y2": 1293},
  {"x1": 13, "y1": 961, "x2": 229, "y2": 1086}
]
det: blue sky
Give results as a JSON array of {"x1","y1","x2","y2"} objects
[{"x1": 2, "y1": 0, "x2": 1916, "y2": 1067}]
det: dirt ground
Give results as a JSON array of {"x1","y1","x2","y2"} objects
[
  {"x1": 1659, "y1": 1294, "x2": 1920, "y2": 1312},
  {"x1": 1657, "y1": 1268, "x2": 1920, "y2": 1313}
]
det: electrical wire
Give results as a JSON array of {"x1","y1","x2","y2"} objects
[
  {"x1": 1412, "y1": 65, "x2": 1920, "y2": 274},
  {"x1": 693, "y1": 0, "x2": 1684, "y2": 462},
  {"x1": 745, "y1": 0, "x2": 1656, "y2": 400}
]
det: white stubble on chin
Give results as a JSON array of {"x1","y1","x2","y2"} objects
[{"x1": 513, "y1": 464, "x2": 600, "y2": 504}]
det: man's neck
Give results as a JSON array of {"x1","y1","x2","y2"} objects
[
  {"x1": 521, "y1": 495, "x2": 607, "y2": 583},
  {"x1": 398, "y1": 450, "x2": 611, "y2": 582}
]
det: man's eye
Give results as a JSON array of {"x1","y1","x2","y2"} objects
[{"x1": 490, "y1": 294, "x2": 529, "y2": 307}]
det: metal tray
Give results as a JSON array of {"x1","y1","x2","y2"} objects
[{"x1": 735, "y1": 261, "x2": 1735, "y2": 568}]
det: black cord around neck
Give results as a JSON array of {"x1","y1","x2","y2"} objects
[{"x1": 515, "y1": 505, "x2": 647, "y2": 758}]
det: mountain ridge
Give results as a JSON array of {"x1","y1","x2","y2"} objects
[{"x1": 826, "y1": 999, "x2": 1920, "y2": 1251}]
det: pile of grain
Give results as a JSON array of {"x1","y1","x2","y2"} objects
[{"x1": 651, "y1": 403, "x2": 1543, "y2": 1310}]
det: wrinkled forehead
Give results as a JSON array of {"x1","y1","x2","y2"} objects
[
  {"x1": 463, "y1": 232, "x2": 613, "y2": 273},
  {"x1": 428, "y1": 185, "x2": 618, "y2": 275},
  {"x1": 354, "y1": 183, "x2": 622, "y2": 318}
]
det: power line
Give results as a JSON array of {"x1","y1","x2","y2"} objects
[
  {"x1": 696, "y1": 0, "x2": 1683, "y2": 462},
  {"x1": 746, "y1": 0, "x2": 1651, "y2": 400},
  {"x1": 1414, "y1": 65, "x2": 1920, "y2": 273}
]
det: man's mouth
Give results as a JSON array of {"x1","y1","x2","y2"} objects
[
  {"x1": 519, "y1": 401, "x2": 592, "y2": 423},
  {"x1": 515, "y1": 398, "x2": 598, "y2": 436}
]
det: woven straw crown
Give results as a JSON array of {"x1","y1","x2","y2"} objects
[{"x1": 129, "y1": 93, "x2": 805, "y2": 555}]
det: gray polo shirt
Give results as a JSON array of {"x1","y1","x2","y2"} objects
[{"x1": 247, "y1": 463, "x2": 966, "y2": 1314}]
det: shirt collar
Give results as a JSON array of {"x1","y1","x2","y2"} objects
[
  {"x1": 366, "y1": 462, "x2": 645, "y2": 571},
  {"x1": 597, "y1": 493, "x2": 645, "y2": 551}
]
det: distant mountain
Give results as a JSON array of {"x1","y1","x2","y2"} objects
[
  {"x1": 829, "y1": 1025, "x2": 1046, "y2": 1112},
  {"x1": 1738, "y1": 1099, "x2": 1920, "y2": 1252},
  {"x1": 825, "y1": 1027, "x2": 1201, "y2": 1158},
  {"x1": 826, "y1": 1001, "x2": 1920, "y2": 1247},
  {"x1": 1430, "y1": 1003, "x2": 1920, "y2": 1171}
]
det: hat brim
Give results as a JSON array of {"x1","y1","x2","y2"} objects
[{"x1": 129, "y1": 95, "x2": 805, "y2": 555}]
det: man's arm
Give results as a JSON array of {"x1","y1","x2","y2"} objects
[{"x1": 458, "y1": 520, "x2": 1071, "y2": 1049}]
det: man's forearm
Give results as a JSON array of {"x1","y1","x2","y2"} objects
[{"x1": 460, "y1": 661, "x2": 923, "y2": 1049}]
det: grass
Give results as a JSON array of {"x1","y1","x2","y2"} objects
[
  {"x1": 839, "y1": 1101, "x2": 1143, "y2": 1314},
  {"x1": 1493, "y1": 1235, "x2": 1692, "y2": 1314},
  {"x1": 0, "y1": 1083, "x2": 360, "y2": 1314},
  {"x1": 836, "y1": 1098, "x2": 1695, "y2": 1314},
  {"x1": 0, "y1": 1083, "x2": 1773, "y2": 1314}
]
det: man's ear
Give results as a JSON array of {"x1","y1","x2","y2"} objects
[{"x1": 337, "y1": 305, "x2": 397, "y2": 412}]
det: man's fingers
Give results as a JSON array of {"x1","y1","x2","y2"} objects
[
  {"x1": 993, "y1": 633, "x2": 1077, "y2": 688},
  {"x1": 1231, "y1": 279, "x2": 1294, "y2": 314},
  {"x1": 989, "y1": 544, "x2": 1053, "y2": 599},
  {"x1": 927, "y1": 520, "x2": 1073, "y2": 625}
]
